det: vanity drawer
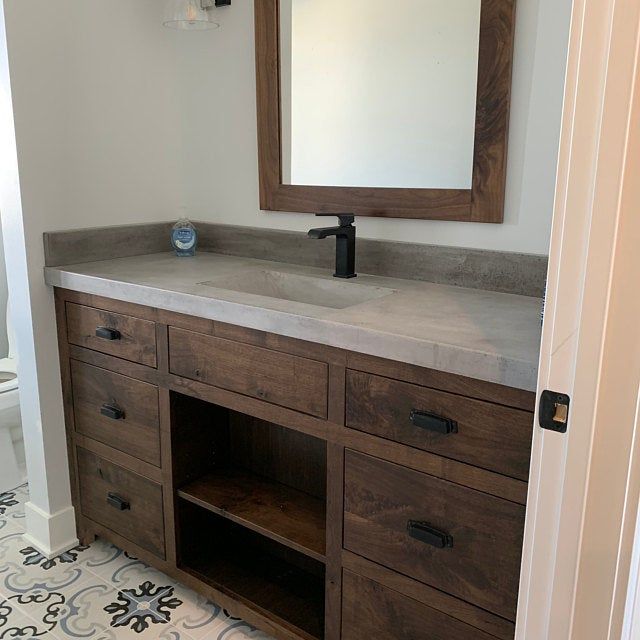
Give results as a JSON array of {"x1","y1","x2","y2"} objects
[
  {"x1": 346, "y1": 370, "x2": 533, "y2": 480},
  {"x1": 71, "y1": 360, "x2": 160, "y2": 466},
  {"x1": 168, "y1": 327, "x2": 329, "y2": 418},
  {"x1": 342, "y1": 571, "x2": 504, "y2": 640},
  {"x1": 66, "y1": 302, "x2": 157, "y2": 367},
  {"x1": 77, "y1": 448, "x2": 165, "y2": 558},
  {"x1": 343, "y1": 451, "x2": 525, "y2": 620}
]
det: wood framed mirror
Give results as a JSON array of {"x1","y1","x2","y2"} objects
[{"x1": 255, "y1": 0, "x2": 516, "y2": 222}]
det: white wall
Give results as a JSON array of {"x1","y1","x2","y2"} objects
[
  {"x1": 282, "y1": 0, "x2": 480, "y2": 189},
  {"x1": 1, "y1": 0, "x2": 190, "y2": 554},
  {"x1": 4, "y1": 1, "x2": 189, "y2": 233},
  {"x1": 176, "y1": 0, "x2": 571, "y2": 255}
]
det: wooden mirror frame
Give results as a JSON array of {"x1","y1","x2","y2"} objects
[{"x1": 255, "y1": 0, "x2": 516, "y2": 222}]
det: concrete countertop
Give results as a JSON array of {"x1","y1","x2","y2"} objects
[{"x1": 44, "y1": 252, "x2": 542, "y2": 391}]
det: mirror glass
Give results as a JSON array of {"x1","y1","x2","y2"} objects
[{"x1": 279, "y1": 0, "x2": 482, "y2": 190}]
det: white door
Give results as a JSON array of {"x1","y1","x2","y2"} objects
[{"x1": 517, "y1": 0, "x2": 640, "y2": 638}]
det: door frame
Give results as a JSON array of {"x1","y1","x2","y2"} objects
[{"x1": 517, "y1": 0, "x2": 640, "y2": 637}]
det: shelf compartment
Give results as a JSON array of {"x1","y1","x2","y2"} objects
[
  {"x1": 178, "y1": 502, "x2": 325, "y2": 640},
  {"x1": 177, "y1": 468, "x2": 326, "y2": 562}
]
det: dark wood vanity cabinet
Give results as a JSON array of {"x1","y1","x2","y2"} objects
[{"x1": 54, "y1": 288, "x2": 535, "y2": 640}]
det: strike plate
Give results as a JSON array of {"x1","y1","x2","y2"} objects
[{"x1": 539, "y1": 390, "x2": 570, "y2": 433}]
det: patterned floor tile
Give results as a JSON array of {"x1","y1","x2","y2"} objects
[
  {"x1": 81, "y1": 548, "x2": 266, "y2": 640},
  {"x1": 0, "y1": 518, "x2": 22, "y2": 545},
  {"x1": 79, "y1": 539, "x2": 166, "y2": 592},
  {"x1": 28, "y1": 578, "x2": 190, "y2": 639},
  {"x1": 150, "y1": 581, "x2": 223, "y2": 640},
  {"x1": 158, "y1": 582, "x2": 259, "y2": 640},
  {"x1": 0, "y1": 595, "x2": 60, "y2": 639},
  {"x1": 0, "y1": 526, "x2": 90, "y2": 597},
  {"x1": 0, "y1": 487, "x2": 274, "y2": 640},
  {"x1": 0, "y1": 486, "x2": 27, "y2": 529}
]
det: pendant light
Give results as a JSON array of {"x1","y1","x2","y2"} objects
[{"x1": 163, "y1": 0, "x2": 231, "y2": 31}]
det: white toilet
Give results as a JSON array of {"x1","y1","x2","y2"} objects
[{"x1": 0, "y1": 303, "x2": 25, "y2": 494}]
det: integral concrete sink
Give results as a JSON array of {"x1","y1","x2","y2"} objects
[{"x1": 199, "y1": 270, "x2": 395, "y2": 310}]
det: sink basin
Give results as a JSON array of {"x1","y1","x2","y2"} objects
[{"x1": 198, "y1": 270, "x2": 395, "y2": 309}]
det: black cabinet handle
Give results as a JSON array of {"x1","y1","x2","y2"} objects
[
  {"x1": 107, "y1": 493, "x2": 130, "y2": 511},
  {"x1": 95, "y1": 326, "x2": 121, "y2": 341},
  {"x1": 407, "y1": 521, "x2": 453, "y2": 548},
  {"x1": 410, "y1": 410, "x2": 458, "y2": 435},
  {"x1": 100, "y1": 404, "x2": 125, "y2": 420}
]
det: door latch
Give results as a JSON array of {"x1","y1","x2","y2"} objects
[{"x1": 539, "y1": 390, "x2": 570, "y2": 433}]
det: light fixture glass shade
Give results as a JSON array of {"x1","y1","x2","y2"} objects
[{"x1": 163, "y1": 0, "x2": 220, "y2": 30}]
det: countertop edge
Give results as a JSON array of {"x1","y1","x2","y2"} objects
[{"x1": 45, "y1": 266, "x2": 538, "y2": 393}]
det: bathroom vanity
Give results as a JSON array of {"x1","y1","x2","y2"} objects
[{"x1": 46, "y1": 251, "x2": 538, "y2": 640}]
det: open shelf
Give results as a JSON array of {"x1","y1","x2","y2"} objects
[
  {"x1": 178, "y1": 502, "x2": 325, "y2": 640},
  {"x1": 178, "y1": 468, "x2": 326, "y2": 562},
  {"x1": 171, "y1": 392, "x2": 328, "y2": 638}
]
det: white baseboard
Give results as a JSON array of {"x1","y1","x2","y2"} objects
[{"x1": 23, "y1": 500, "x2": 79, "y2": 559}]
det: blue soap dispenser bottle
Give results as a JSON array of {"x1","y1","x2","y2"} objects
[{"x1": 171, "y1": 218, "x2": 198, "y2": 257}]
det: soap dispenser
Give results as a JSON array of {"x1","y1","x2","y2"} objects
[{"x1": 171, "y1": 219, "x2": 198, "y2": 257}]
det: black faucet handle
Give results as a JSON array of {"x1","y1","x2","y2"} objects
[{"x1": 315, "y1": 213, "x2": 355, "y2": 227}]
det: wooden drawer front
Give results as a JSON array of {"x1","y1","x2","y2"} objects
[
  {"x1": 343, "y1": 451, "x2": 525, "y2": 620},
  {"x1": 342, "y1": 572, "x2": 502, "y2": 640},
  {"x1": 169, "y1": 327, "x2": 329, "y2": 418},
  {"x1": 346, "y1": 370, "x2": 533, "y2": 480},
  {"x1": 71, "y1": 360, "x2": 160, "y2": 466},
  {"x1": 66, "y1": 303, "x2": 157, "y2": 367},
  {"x1": 77, "y1": 448, "x2": 165, "y2": 558}
]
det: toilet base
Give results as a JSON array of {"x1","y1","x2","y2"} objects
[{"x1": 0, "y1": 408, "x2": 25, "y2": 494}]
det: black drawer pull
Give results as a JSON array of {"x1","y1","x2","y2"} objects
[
  {"x1": 100, "y1": 404, "x2": 125, "y2": 421},
  {"x1": 107, "y1": 493, "x2": 130, "y2": 511},
  {"x1": 410, "y1": 410, "x2": 458, "y2": 435},
  {"x1": 95, "y1": 326, "x2": 121, "y2": 341},
  {"x1": 407, "y1": 521, "x2": 453, "y2": 548}
]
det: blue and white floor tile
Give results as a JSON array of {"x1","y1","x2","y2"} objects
[{"x1": 0, "y1": 485, "x2": 273, "y2": 639}]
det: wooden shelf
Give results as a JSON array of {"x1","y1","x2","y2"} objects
[
  {"x1": 177, "y1": 469, "x2": 326, "y2": 562},
  {"x1": 178, "y1": 504, "x2": 325, "y2": 640},
  {"x1": 183, "y1": 555, "x2": 324, "y2": 640}
]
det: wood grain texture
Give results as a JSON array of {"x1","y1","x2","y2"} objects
[
  {"x1": 254, "y1": 0, "x2": 515, "y2": 222},
  {"x1": 471, "y1": 0, "x2": 516, "y2": 222},
  {"x1": 68, "y1": 344, "x2": 164, "y2": 386},
  {"x1": 343, "y1": 451, "x2": 525, "y2": 620},
  {"x1": 346, "y1": 370, "x2": 533, "y2": 480},
  {"x1": 227, "y1": 413, "x2": 327, "y2": 500},
  {"x1": 70, "y1": 360, "x2": 160, "y2": 466},
  {"x1": 171, "y1": 396, "x2": 327, "y2": 562},
  {"x1": 347, "y1": 351, "x2": 536, "y2": 412},
  {"x1": 77, "y1": 448, "x2": 165, "y2": 558},
  {"x1": 214, "y1": 320, "x2": 346, "y2": 367},
  {"x1": 74, "y1": 434, "x2": 162, "y2": 483},
  {"x1": 343, "y1": 551, "x2": 515, "y2": 640},
  {"x1": 324, "y1": 443, "x2": 345, "y2": 640},
  {"x1": 342, "y1": 571, "x2": 502, "y2": 640},
  {"x1": 54, "y1": 290, "x2": 87, "y2": 542},
  {"x1": 178, "y1": 469, "x2": 326, "y2": 562},
  {"x1": 178, "y1": 504, "x2": 325, "y2": 640},
  {"x1": 168, "y1": 327, "x2": 329, "y2": 418},
  {"x1": 55, "y1": 288, "x2": 534, "y2": 638},
  {"x1": 157, "y1": 323, "x2": 179, "y2": 566},
  {"x1": 66, "y1": 302, "x2": 157, "y2": 367},
  {"x1": 168, "y1": 372, "x2": 527, "y2": 504}
]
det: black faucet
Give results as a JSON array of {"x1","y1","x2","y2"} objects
[{"x1": 308, "y1": 214, "x2": 357, "y2": 279}]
